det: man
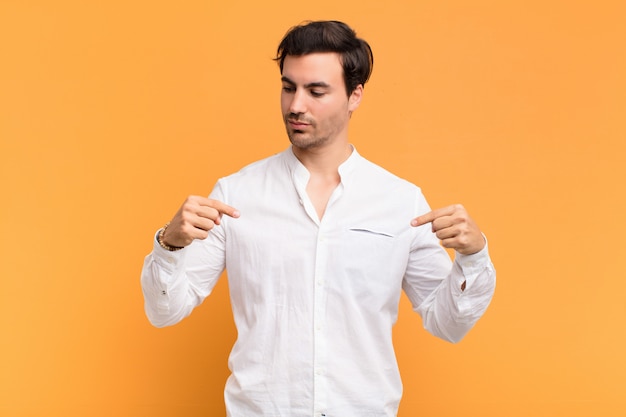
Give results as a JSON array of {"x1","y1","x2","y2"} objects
[{"x1": 141, "y1": 20, "x2": 495, "y2": 416}]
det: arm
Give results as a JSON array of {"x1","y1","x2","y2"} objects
[
  {"x1": 403, "y1": 203, "x2": 496, "y2": 343},
  {"x1": 140, "y1": 192, "x2": 239, "y2": 327}
]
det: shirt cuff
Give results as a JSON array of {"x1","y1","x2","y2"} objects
[
  {"x1": 454, "y1": 235, "x2": 492, "y2": 290},
  {"x1": 152, "y1": 229, "x2": 187, "y2": 272}
]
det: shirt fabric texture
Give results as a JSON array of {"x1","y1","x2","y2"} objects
[{"x1": 141, "y1": 147, "x2": 496, "y2": 417}]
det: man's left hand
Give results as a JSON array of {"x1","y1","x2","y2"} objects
[{"x1": 411, "y1": 204, "x2": 486, "y2": 255}]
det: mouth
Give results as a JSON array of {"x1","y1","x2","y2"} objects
[{"x1": 288, "y1": 120, "x2": 310, "y2": 129}]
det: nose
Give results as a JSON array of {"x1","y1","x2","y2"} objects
[{"x1": 287, "y1": 88, "x2": 307, "y2": 115}]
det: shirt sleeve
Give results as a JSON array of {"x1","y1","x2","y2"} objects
[
  {"x1": 402, "y1": 194, "x2": 496, "y2": 343},
  {"x1": 140, "y1": 182, "x2": 228, "y2": 328}
]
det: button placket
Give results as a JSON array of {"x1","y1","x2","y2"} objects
[{"x1": 313, "y1": 222, "x2": 330, "y2": 414}]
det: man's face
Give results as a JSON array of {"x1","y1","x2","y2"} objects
[{"x1": 281, "y1": 52, "x2": 362, "y2": 151}]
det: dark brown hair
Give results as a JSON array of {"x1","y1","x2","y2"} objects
[{"x1": 275, "y1": 20, "x2": 374, "y2": 95}]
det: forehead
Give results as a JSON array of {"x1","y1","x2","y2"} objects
[{"x1": 282, "y1": 52, "x2": 343, "y2": 84}]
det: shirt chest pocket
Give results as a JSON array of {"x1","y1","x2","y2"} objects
[
  {"x1": 341, "y1": 226, "x2": 397, "y2": 269},
  {"x1": 331, "y1": 225, "x2": 403, "y2": 298},
  {"x1": 348, "y1": 227, "x2": 395, "y2": 239}
]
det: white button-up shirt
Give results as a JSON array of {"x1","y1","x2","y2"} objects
[{"x1": 141, "y1": 147, "x2": 496, "y2": 416}]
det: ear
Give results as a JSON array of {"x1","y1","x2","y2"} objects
[{"x1": 348, "y1": 84, "x2": 363, "y2": 112}]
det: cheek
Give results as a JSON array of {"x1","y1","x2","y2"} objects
[{"x1": 322, "y1": 103, "x2": 350, "y2": 125}]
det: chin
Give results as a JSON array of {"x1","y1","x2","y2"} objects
[{"x1": 287, "y1": 131, "x2": 308, "y2": 146}]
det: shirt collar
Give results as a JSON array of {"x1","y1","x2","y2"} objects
[
  {"x1": 337, "y1": 145, "x2": 360, "y2": 184},
  {"x1": 284, "y1": 145, "x2": 361, "y2": 187}
]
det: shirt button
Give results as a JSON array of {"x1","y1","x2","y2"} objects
[{"x1": 161, "y1": 290, "x2": 167, "y2": 295}]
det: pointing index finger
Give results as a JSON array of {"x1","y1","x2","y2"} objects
[
  {"x1": 212, "y1": 200, "x2": 240, "y2": 218},
  {"x1": 410, "y1": 206, "x2": 453, "y2": 227}
]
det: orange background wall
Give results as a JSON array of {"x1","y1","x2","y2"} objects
[{"x1": 1, "y1": 1, "x2": 625, "y2": 416}]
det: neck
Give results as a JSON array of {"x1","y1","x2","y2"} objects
[
  {"x1": 292, "y1": 141, "x2": 352, "y2": 178},
  {"x1": 293, "y1": 141, "x2": 352, "y2": 220}
]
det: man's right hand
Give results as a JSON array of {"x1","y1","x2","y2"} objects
[{"x1": 161, "y1": 196, "x2": 240, "y2": 248}]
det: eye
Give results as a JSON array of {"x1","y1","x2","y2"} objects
[
  {"x1": 310, "y1": 90, "x2": 325, "y2": 97},
  {"x1": 282, "y1": 85, "x2": 295, "y2": 93}
]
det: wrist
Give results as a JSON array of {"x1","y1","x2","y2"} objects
[{"x1": 157, "y1": 223, "x2": 184, "y2": 251}]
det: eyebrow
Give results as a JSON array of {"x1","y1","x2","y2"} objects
[{"x1": 281, "y1": 76, "x2": 331, "y2": 89}]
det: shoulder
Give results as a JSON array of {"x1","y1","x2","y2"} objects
[
  {"x1": 210, "y1": 149, "x2": 293, "y2": 201},
  {"x1": 355, "y1": 154, "x2": 422, "y2": 194},
  {"x1": 219, "y1": 149, "x2": 289, "y2": 183}
]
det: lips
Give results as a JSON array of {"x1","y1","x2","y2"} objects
[{"x1": 288, "y1": 120, "x2": 310, "y2": 129}]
